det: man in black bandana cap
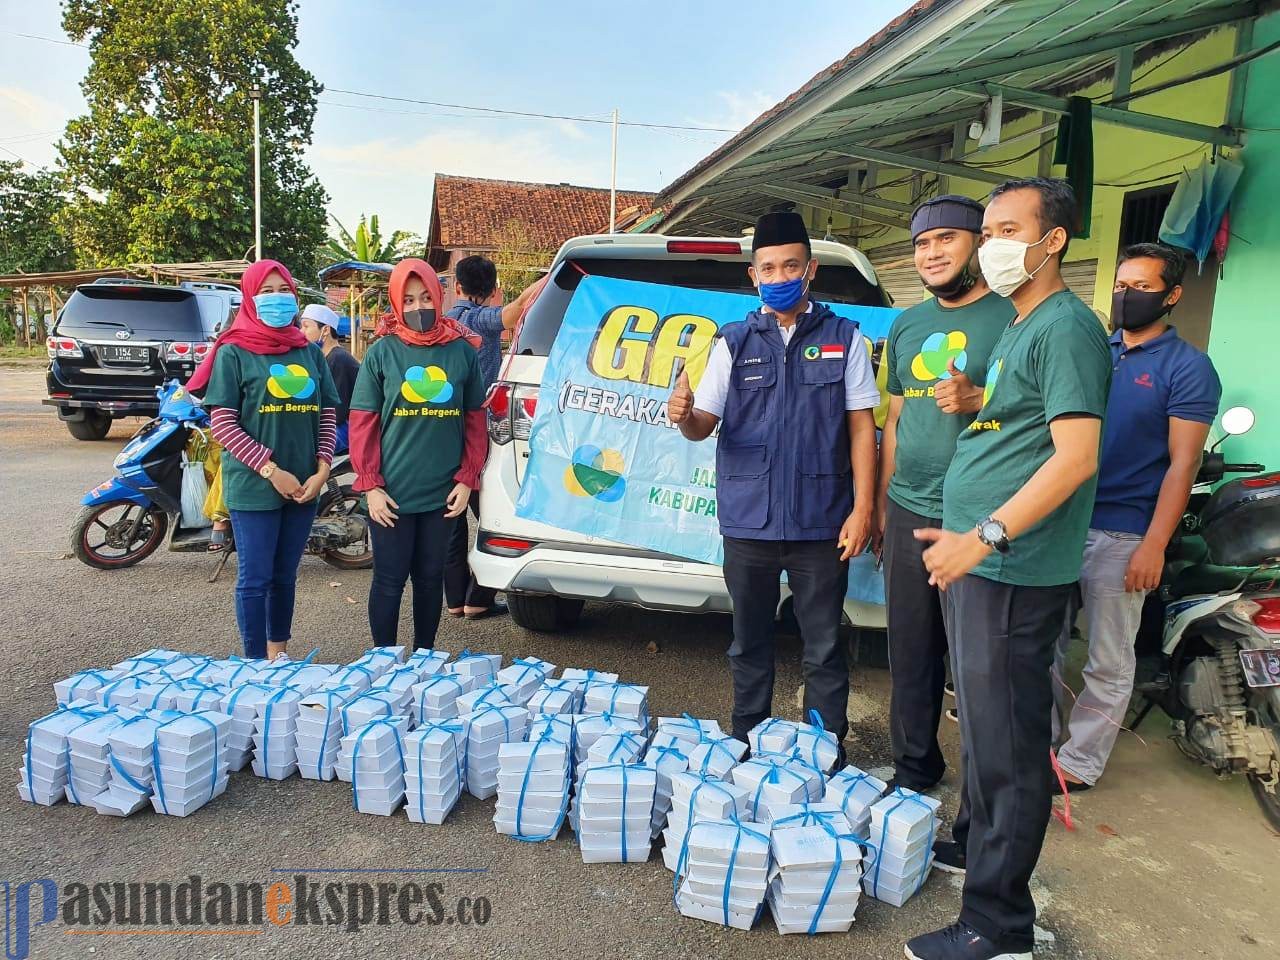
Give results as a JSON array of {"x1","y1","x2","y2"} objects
[{"x1": 875, "y1": 195, "x2": 1013, "y2": 797}]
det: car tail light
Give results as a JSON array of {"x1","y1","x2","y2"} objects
[
  {"x1": 165, "y1": 341, "x2": 195, "y2": 361},
  {"x1": 1250, "y1": 597, "x2": 1280, "y2": 634},
  {"x1": 47, "y1": 335, "x2": 83, "y2": 359},
  {"x1": 666, "y1": 240, "x2": 743, "y2": 255},
  {"x1": 1242, "y1": 475, "x2": 1280, "y2": 489},
  {"x1": 486, "y1": 382, "x2": 539, "y2": 444},
  {"x1": 193, "y1": 342, "x2": 211, "y2": 358},
  {"x1": 480, "y1": 533, "x2": 537, "y2": 556}
]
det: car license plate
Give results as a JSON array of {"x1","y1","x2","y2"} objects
[
  {"x1": 99, "y1": 344, "x2": 149, "y2": 364},
  {"x1": 1239, "y1": 648, "x2": 1280, "y2": 688}
]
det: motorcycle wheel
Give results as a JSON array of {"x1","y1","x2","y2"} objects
[
  {"x1": 1248, "y1": 774, "x2": 1280, "y2": 834},
  {"x1": 71, "y1": 502, "x2": 168, "y2": 569},
  {"x1": 316, "y1": 484, "x2": 373, "y2": 571}
]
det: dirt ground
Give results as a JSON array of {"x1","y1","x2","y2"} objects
[{"x1": 2, "y1": 365, "x2": 1276, "y2": 960}]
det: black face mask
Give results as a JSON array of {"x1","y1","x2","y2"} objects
[
  {"x1": 403, "y1": 308, "x2": 437, "y2": 333},
  {"x1": 1112, "y1": 287, "x2": 1172, "y2": 332},
  {"x1": 925, "y1": 264, "x2": 979, "y2": 301}
]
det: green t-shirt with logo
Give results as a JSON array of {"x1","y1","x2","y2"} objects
[
  {"x1": 941, "y1": 290, "x2": 1111, "y2": 586},
  {"x1": 885, "y1": 291, "x2": 1013, "y2": 518},
  {"x1": 350, "y1": 335, "x2": 485, "y2": 514},
  {"x1": 204, "y1": 344, "x2": 340, "y2": 511}
]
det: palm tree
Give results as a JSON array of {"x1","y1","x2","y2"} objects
[{"x1": 321, "y1": 214, "x2": 421, "y2": 264}]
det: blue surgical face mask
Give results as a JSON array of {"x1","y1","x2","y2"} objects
[
  {"x1": 253, "y1": 292, "x2": 299, "y2": 328},
  {"x1": 758, "y1": 272, "x2": 809, "y2": 312}
]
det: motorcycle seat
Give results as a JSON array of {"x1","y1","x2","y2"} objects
[{"x1": 1168, "y1": 563, "x2": 1256, "y2": 600}]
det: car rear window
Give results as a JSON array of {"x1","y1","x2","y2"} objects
[
  {"x1": 56, "y1": 286, "x2": 205, "y2": 339},
  {"x1": 515, "y1": 256, "x2": 888, "y2": 357}
]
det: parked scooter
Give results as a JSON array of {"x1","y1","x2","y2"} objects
[
  {"x1": 1134, "y1": 406, "x2": 1280, "y2": 829},
  {"x1": 71, "y1": 381, "x2": 372, "y2": 573}
]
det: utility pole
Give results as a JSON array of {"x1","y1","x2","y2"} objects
[
  {"x1": 609, "y1": 108, "x2": 619, "y2": 233},
  {"x1": 250, "y1": 83, "x2": 263, "y2": 261}
]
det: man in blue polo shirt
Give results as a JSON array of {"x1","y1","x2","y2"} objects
[{"x1": 1052, "y1": 242, "x2": 1221, "y2": 792}]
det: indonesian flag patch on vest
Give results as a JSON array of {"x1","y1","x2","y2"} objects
[{"x1": 803, "y1": 343, "x2": 845, "y2": 361}]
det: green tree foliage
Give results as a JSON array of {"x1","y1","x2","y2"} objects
[
  {"x1": 320, "y1": 213, "x2": 421, "y2": 265},
  {"x1": 0, "y1": 161, "x2": 75, "y2": 274},
  {"x1": 58, "y1": 0, "x2": 328, "y2": 278}
]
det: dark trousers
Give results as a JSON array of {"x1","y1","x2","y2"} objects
[
  {"x1": 443, "y1": 490, "x2": 496, "y2": 610},
  {"x1": 722, "y1": 536, "x2": 850, "y2": 742},
  {"x1": 369, "y1": 510, "x2": 451, "y2": 650},
  {"x1": 883, "y1": 500, "x2": 949, "y2": 790},
  {"x1": 228, "y1": 502, "x2": 317, "y2": 658},
  {"x1": 941, "y1": 573, "x2": 1074, "y2": 953}
]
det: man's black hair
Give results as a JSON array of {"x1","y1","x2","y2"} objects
[
  {"x1": 455, "y1": 255, "x2": 498, "y2": 300},
  {"x1": 1119, "y1": 242, "x2": 1186, "y2": 290},
  {"x1": 988, "y1": 177, "x2": 1078, "y2": 259}
]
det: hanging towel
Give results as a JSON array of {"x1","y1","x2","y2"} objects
[{"x1": 1053, "y1": 96, "x2": 1094, "y2": 238}]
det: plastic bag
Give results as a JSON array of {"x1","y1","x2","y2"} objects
[{"x1": 180, "y1": 451, "x2": 213, "y2": 529}]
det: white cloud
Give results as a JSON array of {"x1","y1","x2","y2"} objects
[
  {"x1": 308, "y1": 126, "x2": 607, "y2": 234},
  {"x1": 0, "y1": 86, "x2": 75, "y2": 169},
  {"x1": 687, "y1": 90, "x2": 778, "y2": 134}
]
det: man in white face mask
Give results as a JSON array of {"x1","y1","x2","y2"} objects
[{"x1": 905, "y1": 179, "x2": 1111, "y2": 960}]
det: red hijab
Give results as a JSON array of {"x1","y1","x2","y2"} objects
[
  {"x1": 187, "y1": 259, "x2": 308, "y2": 393},
  {"x1": 386, "y1": 259, "x2": 480, "y2": 349}
]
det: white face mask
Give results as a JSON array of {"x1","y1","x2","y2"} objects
[{"x1": 978, "y1": 230, "x2": 1054, "y2": 298}]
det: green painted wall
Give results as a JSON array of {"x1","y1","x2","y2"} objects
[{"x1": 1205, "y1": 12, "x2": 1280, "y2": 469}]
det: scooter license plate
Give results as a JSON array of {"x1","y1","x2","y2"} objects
[{"x1": 1239, "y1": 649, "x2": 1280, "y2": 688}]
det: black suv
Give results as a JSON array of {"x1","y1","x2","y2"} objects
[{"x1": 45, "y1": 282, "x2": 214, "y2": 440}]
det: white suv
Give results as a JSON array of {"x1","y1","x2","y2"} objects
[{"x1": 471, "y1": 233, "x2": 890, "y2": 633}]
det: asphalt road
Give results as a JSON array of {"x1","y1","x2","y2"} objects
[{"x1": 2, "y1": 364, "x2": 1276, "y2": 960}]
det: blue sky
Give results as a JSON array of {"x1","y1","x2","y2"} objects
[{"x1": 0, "y1": 0, "x2": 915, "y2": 239}]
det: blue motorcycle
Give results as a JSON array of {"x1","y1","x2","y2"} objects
[{"x1": 72, "y1": 381, "x2": 371, "y2": 571}]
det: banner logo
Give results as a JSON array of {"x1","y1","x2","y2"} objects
[{"x1": 563, "y1": 445, "x2": 627, "y2": 502}]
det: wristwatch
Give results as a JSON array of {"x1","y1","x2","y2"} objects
[
  {"x1": 976, "y1": 516, "x2": 1010, "y2": 553},
  {"x1": 259, "y1": 460, "x2": 278, "y2": 480}
]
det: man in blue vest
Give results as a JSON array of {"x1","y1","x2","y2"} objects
[{"x1": 667, "y1": 209, "x2": 880, "y2": 747}]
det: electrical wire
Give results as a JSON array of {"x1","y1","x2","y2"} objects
[{"x1": 1096, "y1": 145, "x2": 1206, "y2": 188}]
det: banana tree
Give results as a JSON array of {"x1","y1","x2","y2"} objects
[{"x1": 321, "y1": 213, "x2": 420, "y2": 263}]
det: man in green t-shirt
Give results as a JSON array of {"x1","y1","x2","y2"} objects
[
  {"x1": 876, "y1": 195, "x2": 1013, "y2": 795},
  {"x1": 905, "y1": 179, "x2": 1111, "y2": 960}
]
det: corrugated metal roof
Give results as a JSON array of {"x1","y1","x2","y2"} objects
[{"x1": 654, "y1": 0, "x2": 1255, "y2": 235}]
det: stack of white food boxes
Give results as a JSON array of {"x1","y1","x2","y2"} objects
[
  {"x1": 494, "y1": 734, "x2": 570, "y2": 840},
  {"x1": 55, "y1": 669, "x2": 121, "y2": 707},
  {"x1": 251, "y1": 687, "x2": 306, "y2": 780},
  {"x1": 295, "y1": 688, "x2": 358, "y2": 781},
  {"x1": 793, "y1": 716, "x2": 841, "y2": 775},
  {"x1": 583, "y1": 682, "x2": 649, "y2": 727},
  {"x1": 575, "y1": 762, "x2": 656, "y2": 863},
  {"x1": 173, "y1": 681, "x2": 227, "y2": 713},
  {"x1": 684, "y1": 734, "x2": 748, "y2": 780},
  {"x1": 526, "y1": 681, "x2": 577, "y2": 718},
  {"x1": 444, "y1": 651, "x2": 502, "y2": 692},
  {"x1": 340, "y1": 690, "x2": 409, "y2": 733},
  {"x1": 462, "y1": 704, "x2": 528, "y2": 800},
  {"x1": 93, "y1": 712, "x2": 165, "y2": 816},
  {"x1": 457, "y1": 682, "x2": 516, "y2": 716},
  {"x1": 573, "y1": 713, "x2": 647, "y2": 769},
  {"x1": 570, "y1": 731, "x2": 648, "y2": 832},
  {"x1": 404, "y1": 648, "x2": 451, "y2": 677},
  {"x1": 675, "y1": 819, "x2": 772, "y2": 930},
  {"x1": 151, "y1": 711, "x2": 233, "y2": 817},
  {"x1": 495, "y1": 657, "x2": 555, "y2": 706},
  {"x1": 412, "y1": 675, "x2": 470, "y2": 723},
  {"x1": 748, "y1": 717, "x2": 799, "y2": 756},
  {"x1": 863, "y1": 787, "x2": 942, "y2": 907},
  {"x1": 370, "y1": 665, "x2": 426, "y2": 706},
  {"x1": 222, "y1": 683, "x2": 273, "y2": 772},
  {"x1": 639, "y1": 736, "x2": 691, "y2": 840},
  {"x1": 767, "y1": 806, "x2": 863, "y2": 934},
  {"x1": 404, "y1": 718, "x2": 468, "y2": 825},
  {"x1": 731, "y1": 756, "x2": 826, "y2": 824},
  {"x1": 20, "y1": 704, "x2": 108, "y2": 806},
  {"x1": 338, "y1": 717, "x2": 409, "y2": 816},
  {"x1": 65, "y1": 709, "x2": 132, "y2": 806},
  {"x1": 350, "y1": 645, "x2": 406, "y2": 678},
  {"x1": 662, "y1": 772, "x2": 750, "y2": 873},
  {"x1": 823, "y1": 766, "x2": 887, "y2": 839}
]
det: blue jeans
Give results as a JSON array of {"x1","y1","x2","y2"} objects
[{"x1": 229, "y1": 502, "x2": 316, "y2": 658}]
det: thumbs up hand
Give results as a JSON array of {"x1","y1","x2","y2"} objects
[
  {"x1": 934, "y1": 358, "x2": 983, "y2": 414},
  {"x1": 668, "y1": 367, "x2": 694, "y2": 425}
]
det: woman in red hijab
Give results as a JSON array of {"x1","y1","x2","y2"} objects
[
  {"x1": 198, "y1": 259, "x2": 339, "y2": 660},
  {"x1": 349, "y1": 259, "x2": 486, "y2": 650}
]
